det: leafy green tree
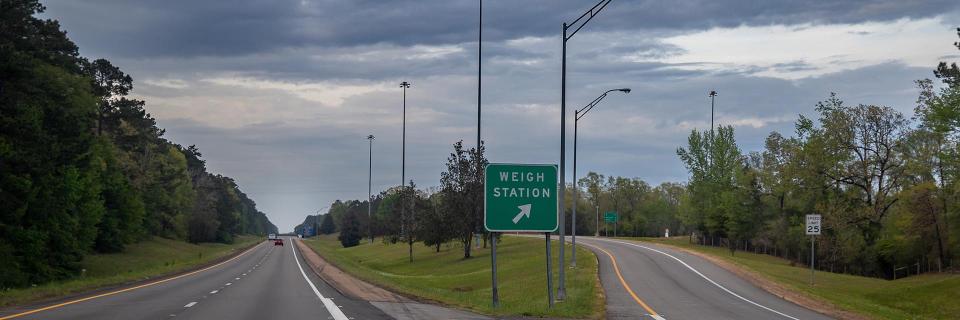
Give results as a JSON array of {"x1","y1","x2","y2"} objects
[
  {"x1": 319, "y1": 214, "x2": 336, "y2": 235},
  {"x1": 440, "y1": 140, "x2": 487, "y2": 259},
  {"x1": 804, "y1": 95, "x2": 908, "y2": 247},
  {"x1": 677, "y1": 126, "x2": 744, "y2": 245},
  {"x1": 720, "y1": 164, "x2": 763, "y2": 255},
  {"x1": 93, "y1": 141, "x2": 146, "y2": 252},
  {"x1": 395, "y1": 181, "x2": 427, "y2": 262},
  {"x1": 143, "y1": 145, "x2": 194, "y2": 239},
  {"x1": 419, "y1": 193, "x2": 452, "y2": 252},
  {"x1": 338, "y1": 212, "x2": 363, "y2": 248},
  {"x1": 83, "y1": 58, "x2": 132, "y2": 136}
]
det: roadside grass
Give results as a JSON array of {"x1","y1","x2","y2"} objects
[
  {"x1": 626, "y1": 236, "x2": 960, "y2": 320},
  {"x1": 303, "y1": 235, "x2": 603, "y2": 319},
  {"x1": 0, "y1": 235, "x2": 260, "y2": 308}
]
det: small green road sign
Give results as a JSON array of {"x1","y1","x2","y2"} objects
[
  {"x1": 604, "y1": 211, "x2": 618, "y2": 222},
  {"x1": 484, "y1": 163, "x2": 559, "y2": 232}
]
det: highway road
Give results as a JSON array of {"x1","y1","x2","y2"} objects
[
  {"x1": 2, "y1": 235, "x2": 836, "y2": 320},
  {"x1": 576, "y1": 236, "x2": 832, "y2": 320},
  {"x1": 0, "y1": 237, "x2": 391, "y2": 320}
]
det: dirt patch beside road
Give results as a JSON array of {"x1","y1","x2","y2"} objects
[{"x1": 294, "y1": 239, "x2": 408, "y2": 303}]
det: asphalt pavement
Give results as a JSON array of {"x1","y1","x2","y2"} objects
[
  {"x1": 575, "y1": 236, "x2": 832, "y2": 320},
  {"x1": 0, "y1": 237, "x2": 391, "y2": 320}
]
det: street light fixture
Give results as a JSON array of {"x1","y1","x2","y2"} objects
[
  {"x1": 558, "y1": 0, "x2": 614, "y2": 301},
  {"x1": 709, "y1": 90, "x2": 718, "y2": 135},
  {"x1": 368, "y1": 134, "x2": 375, "y2": 244},
  {"x1": 572, "y1": 88, "x2": 629, "y2": 268}
]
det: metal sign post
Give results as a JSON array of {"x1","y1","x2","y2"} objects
[
  {"x1": 805, "y1": 214, "x2": 821, "y2": 285},
  {"x1": 485, "y1": 163, "x2": 559, "y2": 307},
  {"x1": 545, "y1": 232, "x2": 554, "y2": 307}
]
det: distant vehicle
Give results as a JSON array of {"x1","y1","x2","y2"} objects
[
  {"x1": 268, "y1": 233, "x2": 277, "y2": 240},
  {"x1": 274, "y1": 238, "x2": 284, "y2": 246}
]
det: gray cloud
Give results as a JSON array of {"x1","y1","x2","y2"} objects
[{"x1": 43, "y1": 0, "x2": 956, "y2": 59}]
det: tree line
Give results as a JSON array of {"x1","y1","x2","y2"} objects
[{"x1": 0, "y1": 0, "x2": 277, "y2": 289}]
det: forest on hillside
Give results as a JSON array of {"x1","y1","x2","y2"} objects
[
  {"x1": 0, "y1": 0, "x2": 277, "y2": 289},
  {"x1": 301, "y1": 30, "x2": 960, "y2": 280}
]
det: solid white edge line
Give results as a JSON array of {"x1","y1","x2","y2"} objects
[
  {"x1": 594, "y1": 238, "x2": 799, "y2": 320},
  {"x1": 651, "y1": 315, "x2": 666, "y2": 320},
  {"x1": 291, "y1": 239, "x2": 349, "y2": 320}
]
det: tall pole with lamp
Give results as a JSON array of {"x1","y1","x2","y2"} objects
[
  {"x1": 400, "y1": 81, "x2": 410, "y2": 238},
  {"x1": 571, "y1": 88, "x2": 630, "y2": 267},
  {"x1": 368, "y1": 134, "x2": 375, "y2": 243}
]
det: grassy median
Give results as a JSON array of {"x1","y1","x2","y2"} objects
[
  {"x1": 303, "y1": 235, "x2": 603, "y2": 319},
  {"x1": 0, "y1": 235, "x2": 260, "y2": 308},
  {"x1": 629, "y1": 237, "x2": 960, "y2": 320}
]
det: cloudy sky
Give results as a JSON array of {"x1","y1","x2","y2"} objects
[{"x1": 42, "y1": 0, "x2": 960, "y2": 232}]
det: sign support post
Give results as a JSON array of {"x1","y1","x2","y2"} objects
[
  {"x1": 491, "y1": 231, "x2": 499, "y2": 307},
  {"x1": 485, "y1": 163, "x2": 559, "y2": 308},
  {"x1": 805, "y1": 214, "x2": 821, "y2": 286},
  {"x1": 810, "y1": 235, "x2": 815, "y2": 285},
  {"x1": 545, "y1": 232, "x2": 554, "y2": 307}
]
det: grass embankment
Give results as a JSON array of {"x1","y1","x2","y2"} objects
[
  {"x1": 0, "y1": 235, "x2": 259, "y2": 308},
  {"x1": 628, "y1": 237, "x2": 960, "y2": 320},
  {"x1": 303, "y1": 235, "x2": 602, "y2": 319}
]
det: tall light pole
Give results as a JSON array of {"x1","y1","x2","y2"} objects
[
  {"x1": 477, "y1": 0, "x2": 483, "y2": 151},
  {"x1": 400, "y1": 81, "x2": 410, "y2": 238},
  {"x1": 559, "y1": 0, "x2": 613, "y2": 301},
  {"x1": 478, "y1": 0, "x2": 498, "y2": 309},
  {"x1": 572, "y1": 88, "x2": 629, "y2": 267},
  {"x1": 368, "y1": 134, "x2": 375, "y2": 244}
]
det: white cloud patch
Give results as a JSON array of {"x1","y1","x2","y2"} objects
[
  {"x1": 142, "y1": 78, "x2": 189, "y2": 89},
  {"x1": 317, "y1": 44, "x2": 465, "y2": 62},
  {"x1": 643, "y1": 16, "x2": 956, "y2": 79},
  {"x1": 201, "y1": 77, "x2": 386, "y2": 106},
  {"x1": 677, "y1": 115, "x2": 794, "y2": 131}
]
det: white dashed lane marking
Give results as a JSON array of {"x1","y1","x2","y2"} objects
[{"x1": 183, "y1": 302, "x2": 197, "y2": 308}]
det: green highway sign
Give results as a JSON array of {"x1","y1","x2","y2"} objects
[
  {"x1": 484, "y1": 163, "x2": 558, "y2": 232},
  {"x1": 604, "y1": 211, "x2": 618, "y2": 222}
]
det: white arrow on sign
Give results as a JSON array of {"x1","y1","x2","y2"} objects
[{"x1": 512, "y1": 204, "x2": 532, "y2": 224}]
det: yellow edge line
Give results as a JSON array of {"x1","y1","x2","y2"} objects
[
  {"x1": 581, "y1": 242, "x2": 659, "y2": 316},
  {"x1": 0, "y1": 242, "x2": 263, "y2": 320}
]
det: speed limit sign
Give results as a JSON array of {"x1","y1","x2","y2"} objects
[{"x1": 806, "y1": 214, "x2": 822, "y2": 235}]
